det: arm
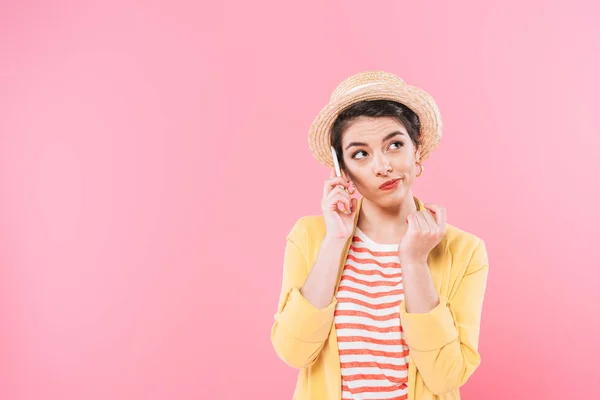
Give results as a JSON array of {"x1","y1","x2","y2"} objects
[
  {"x1": 271, "y1": 217, "x2": 348, "y2": 368},
  {"x1": 401, "y1": 259, "x2": 440, "y2": 314},
  {"x1": 300, "y1": 233, "x2": 347, "y2": 308},
  {"x1": 399, "y1": 239, "x2": 489, "y2": 395}
]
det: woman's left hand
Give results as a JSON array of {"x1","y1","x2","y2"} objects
[{"x1": 399, "y1": 203, "x2": 447, "y2": 264}]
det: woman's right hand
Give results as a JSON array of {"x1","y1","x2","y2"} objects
[{"x1": 321, "y1": 168, "x2": 358, "y2": 240}]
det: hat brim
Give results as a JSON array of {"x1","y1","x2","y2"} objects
[{"x1": 308, "y1": 84, "x2": 442, "y2": 168}]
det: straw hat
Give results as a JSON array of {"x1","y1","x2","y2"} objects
[{"x1": 308, "y1": 71, "x2": 442, "y2": 168}]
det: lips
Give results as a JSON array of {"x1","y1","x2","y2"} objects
[{"x1": 379, "y1": 178, "x2": 401, "y2": 189}]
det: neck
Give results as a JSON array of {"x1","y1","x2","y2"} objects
[{"x1": 357, "y1": 194, "x2": 418, "y2": 243}]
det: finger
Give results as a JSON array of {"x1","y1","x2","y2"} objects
[
  {"x1": 330, "y1": 194, "x2": 351, "y2": 213},
  {"x1": 415, "y1": 212, "x2": 430, "y2": 235},
  {"x1": 325, "y1": 168, "x2": 335, "y2": 196},
  {"x1": 329, "y1": 190, "x2": 352, "y2": 212},
  {"x1": 423, "y1": 203, "x2": 439, "y2": 220},
  {"x1": 345, "y1": 182, "x2": 355, "y2": 195},
  {"x1": 346, "y1": 178, "x2": 356, "y2": 194},
  {"x1": 339, "y1": 170, "x2": 357, "y2": 194},
  {"x1": 323, "y1": 176, "x2": 350, "y2": 197},
  {"x1": 424, "y1": 204, "x2": 447, "y2": 228},
  {"x1": 327, "y1": 185, "x2": 351, "y2": 202},
  {"x1": 421, "y1": 209, "x2": 439, "y2": 234},
  {"x1": 350, "y1": 197, "x2": 358, "y2": 212},
  {"x1": 327, "y1": 176, "x2": 350, "y2": 187},
  {"x1": 327, "y1": 185, "x2": 351, "y2": 200}
]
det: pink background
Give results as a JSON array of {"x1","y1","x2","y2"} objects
[{"x1": 1, "y1": 1, "x2": 599, "y2": 399}]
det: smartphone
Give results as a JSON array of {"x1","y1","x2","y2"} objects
[{"x1": 330, "y1": 146, "x2": 345, "y2": 189}]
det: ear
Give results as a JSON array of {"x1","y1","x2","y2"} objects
[
  {"x1": 341, "y1": 168, "x2": 349, "y2": 181},
  {"x1": 415, "y1": 149, "x2": 422, "y2": 162}
]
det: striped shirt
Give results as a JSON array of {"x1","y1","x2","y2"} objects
[{"x1": 334, "y1": 227, "x2": 410, "y2": 400}]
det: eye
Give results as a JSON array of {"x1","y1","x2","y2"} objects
[
  {"x1": 351, "y1": 150, "x2": 368, "y2": 160},
  {"x1": 389, "y1": 141, "x2": 404, "y2": 149}
]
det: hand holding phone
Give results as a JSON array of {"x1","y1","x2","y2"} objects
[
  {"x1": 331, "y1": 147, "x2": 356, "y2": 194},
  {"x1": 320, "y1": 147, "x2": 357, "y2": 239}
]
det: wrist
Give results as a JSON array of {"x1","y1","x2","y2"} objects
[
  {"x1": 323, "y1": 235, "x2": 350, "y2": 248},
  {"x1": 400, "y1": 257, "x2": 429, "y2": 267}
]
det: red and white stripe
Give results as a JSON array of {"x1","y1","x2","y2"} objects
[{"x1": 335, "y1": 227, "x2": 409, "y2": 400}]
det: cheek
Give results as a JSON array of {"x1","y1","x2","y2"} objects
[
  {"x1": 394, "y1": 157, "x2": 414, "y2": 171},
  {"x1": 348, "y1": 170, "x2": 369, "y2": 189}
]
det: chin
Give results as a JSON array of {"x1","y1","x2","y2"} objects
[
  {"x1": 384, "y1": 187, "x2": 412, "y2": 205},
  {"x1": 385, "y1": 196, "x2": 406, "y2": 208},
  {"x1": 367, "y1": 192, "x2": 405, "y2": 208}
]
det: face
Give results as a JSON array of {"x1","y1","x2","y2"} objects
[{"x1": 340, "y1": 116, "x2": 421, "y2": 207}]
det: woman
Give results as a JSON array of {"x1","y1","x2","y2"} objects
[{"x1": 271, "y1": 71, "x2": 489, "y2": 400}]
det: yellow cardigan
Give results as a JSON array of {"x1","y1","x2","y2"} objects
[{"x1": 271, "y1": 196, "x2": 489, "y2": 400}]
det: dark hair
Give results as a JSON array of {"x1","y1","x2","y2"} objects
[{"x1": 330, "y1": 100, "x2": 421, "y2": 170}]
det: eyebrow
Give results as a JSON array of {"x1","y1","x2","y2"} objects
[{"x1": 344, "y1": 131, "x2": 406, "y2": 151}]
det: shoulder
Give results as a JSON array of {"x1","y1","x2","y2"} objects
[
  {"x1": 444, "y1": 223, "x2": 485, "y2": 251},
  {"x1": 286, "y1": 215, "x2": 327, "y2": 245},
  {"x1": 285, "y1": 215, "x2": 328, "y2": 265},
  {"x1": 443, "y1": 223, "x2": 489, "y2": 269}
]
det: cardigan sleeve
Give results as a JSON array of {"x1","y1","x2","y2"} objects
[
  {"x1": 399, "y1": 239, "x2": 489, "y2": 395},
  {"x1": 271, "y1": 217, "x2": 337, "y2": 369}
]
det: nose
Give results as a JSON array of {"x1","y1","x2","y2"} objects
[{"x1": 373, "y1": 154, "x2": 392, "y2": 176}]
